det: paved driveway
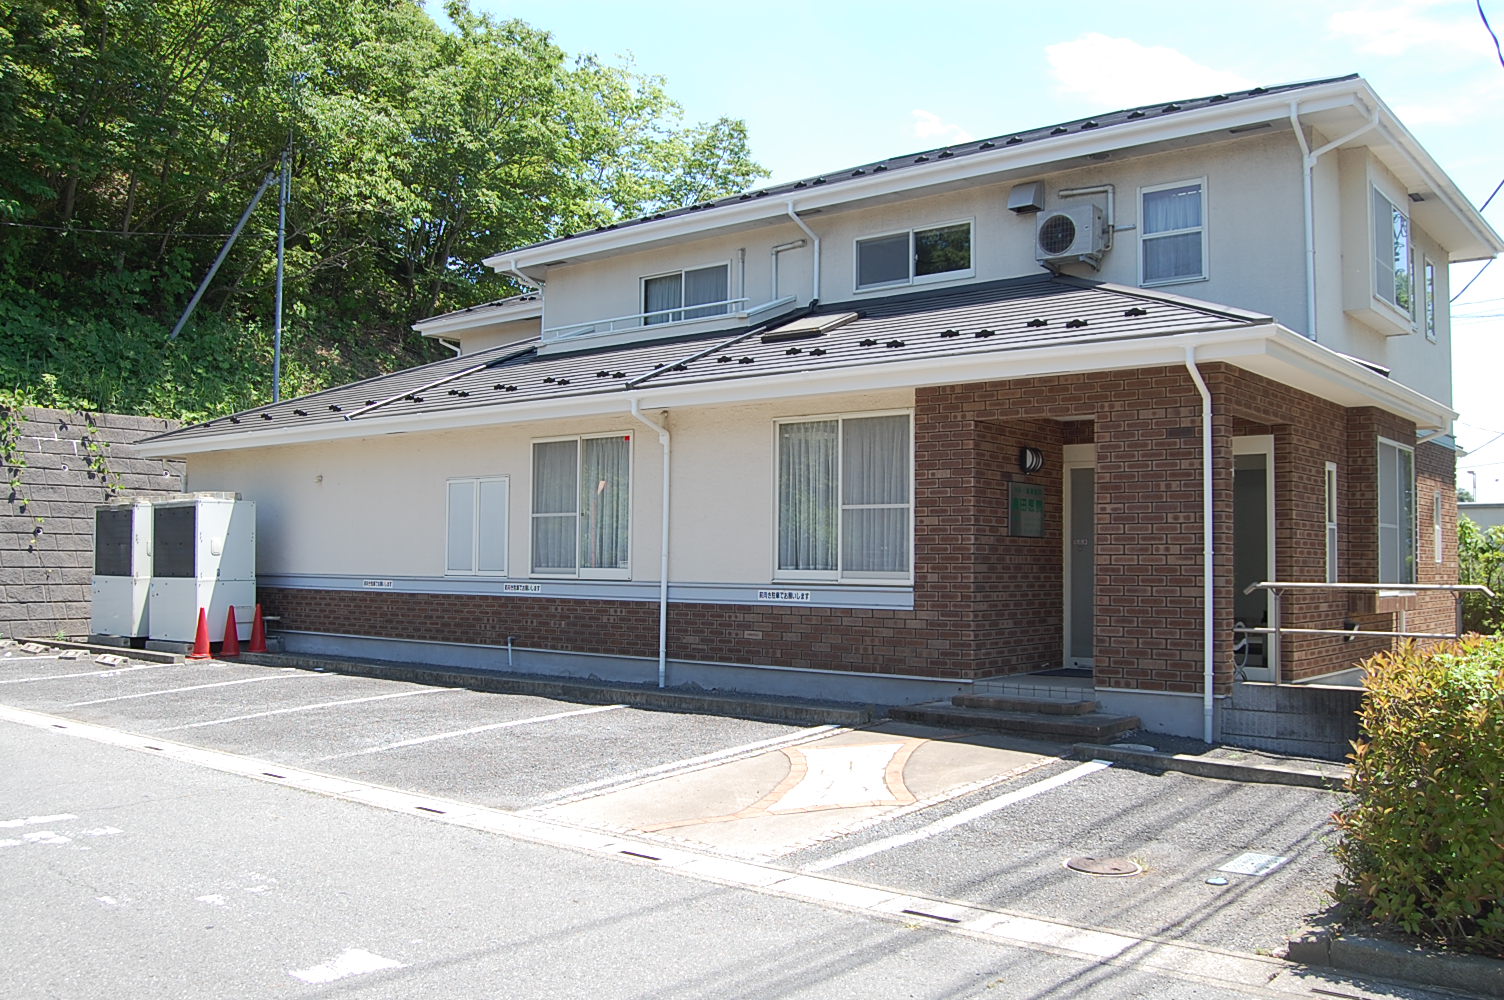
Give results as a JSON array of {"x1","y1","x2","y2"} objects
[{"x1": 0, "y1": 643, "x2": 1345, "y2": 964}]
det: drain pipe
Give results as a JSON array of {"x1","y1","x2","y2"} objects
[
  {"x1": 629, "y1": 399, "x2": 671, "y2": 688},
  {"x1": 1184, "y1": 347, "x2": 1216, "y2": 745},
  {"x1": 1289, "y1": 100, "x2": 1379, "y2": 341},
  {"x1": 785, "y1": 203, "x2": 821, "y2": 302}
]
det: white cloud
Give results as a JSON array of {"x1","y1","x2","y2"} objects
[
  {"x1": 911, "y1": 109, "x2": 973, "y2": 145},
  {"x1": 1043, "y1": 34, "x2": 1254, "y2": 109},
  {"x1": 1327, "y1": 1, "x2": 1496, "y2": 57}
]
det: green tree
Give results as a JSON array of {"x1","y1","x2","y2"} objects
[{"x1": 1460, "y1": 515, "x2": 1504, "y2": 634}]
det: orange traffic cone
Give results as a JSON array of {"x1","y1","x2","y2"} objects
[
  {"x1": 187, "y1": 607, "x2": 212, "y2": 660},
  {"x1": 220, "y1": 606, "x2": 241, "y2": 658},
  {"x1": 248, "y1": 604, "x2": 268, "y2": 653}
]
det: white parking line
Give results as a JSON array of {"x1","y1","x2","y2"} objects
[
  {"x1": 289, "y1": 948, "x2": 404, "y2": 984},
  {"x1": 312, "y1": 703, "x2": 626, "y2": 761},
  {"x1": 805, "y1": 759, "x2": 1113, "y2": 871},
  {"x1": 0, "y1": 656, "x2": 76, "y2": 665},
  {"x1": 528, "y1": 724, "x2": 846, "y2": 808},
  {"x1": 64, "y1": 672, "x2": 324, "y2": 707},
  {"x1": 1, "y1": 662, "x2": 173, "y2": 684},
  {"x1": 152, "y1": 687, "x2": 456, "y2": 732}
]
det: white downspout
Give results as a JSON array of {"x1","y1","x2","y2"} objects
[
  {"x1": 501, "y1": 258, "x2": 544, "y2": 292},
  {"x1": 629, "y1": 399, "x2": 671, "y2": 688},
  {"x1": 785, "y1": 203, "x2": 821, "y2": 302},
  {"x1": 1184, "y1": 347, "x2": 1216, "y2": 745},
  {"x1": 1288, "y1": 101, "x2": 1379, "y2": 342}
]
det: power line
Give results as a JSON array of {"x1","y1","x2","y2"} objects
[
  {"x1": 1453, "y1": 260, "x2": 1494, "y2": 303},
  {"x1": 0, "y1": 219, "x2": 234, "y2": 239},
  {"x1": 1482, "y1": 0, "x2": 1504, "y2": 70}
]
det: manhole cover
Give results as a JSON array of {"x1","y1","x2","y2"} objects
[{"x1": 1064, "y1": 856, "x2": 1142, "y2": 877}]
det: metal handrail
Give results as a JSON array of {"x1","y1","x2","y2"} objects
[
  {"x1": 544, "y1": 297, "x2": 751, "y2": 339},
  {"x1": 1237, "y1": 580, "x2": 1496, "y2": 684}
]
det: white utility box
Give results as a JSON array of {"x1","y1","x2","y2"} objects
[
  {"x1": 90, "y1": 499, "x2": 155, "y2": 641},
  {"x1": 147, "y1": 494, "x2": 256, "y2": 644}
]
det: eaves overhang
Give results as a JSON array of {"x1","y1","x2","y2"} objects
[
  {"x1": 131, "y1": 322, "x2": 1450, "y2": 459},
  {"x1": 411, "y1": 297, "x2": 543, "y2": 338}
]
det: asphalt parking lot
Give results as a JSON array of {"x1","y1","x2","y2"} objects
[{"x1": 0, "y1": 642, "x2": 1344, "y2": 961}]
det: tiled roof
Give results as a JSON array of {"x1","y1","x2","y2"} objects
[
  {"x1": 144, "y1": 275, "x2": 1269, "y2": 447},
  {"x1": 512, "y1": 75, "x2": 1358, "y2": 255},
  {"x1": 414, "y1": 293, "x2": 541, "y2": 324}
]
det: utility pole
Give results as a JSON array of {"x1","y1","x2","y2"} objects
[{"x1": 273, "y1": 146, "x2": 290, "y2": 403}]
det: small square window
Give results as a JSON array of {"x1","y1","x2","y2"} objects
[{"x1": 446, "y1": 476, "x2": 509, "y2": 576}]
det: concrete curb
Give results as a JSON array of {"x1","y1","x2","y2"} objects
[
  {"x1": 1071, "y1": 743, "x2": 1347, "y2": 790},
  {"x1": 20, "y1": 638, "x2": 184, "y2": 665},
  {"x1": 236, "y1": 651, "x2": 876, "y2": 727},
  {"x1": 1285, "y1": 923, "x2": 1504, "y2": 997}
]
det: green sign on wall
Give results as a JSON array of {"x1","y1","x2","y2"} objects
[{"x1": 1010, "y1": 481, "x2": 1045, "y2": 538}]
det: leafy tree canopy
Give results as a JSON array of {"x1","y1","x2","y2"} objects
[{"x1": 0, "y1": 0, "x2": 767, "y2": 420}]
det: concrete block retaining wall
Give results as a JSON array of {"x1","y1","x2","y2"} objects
[
  {"x1": 2, "y1": 407, "x2": 183, "y2": 639},
  {"x1": 1220, "y1": 681, "x2": 1364, "y2": 760}
]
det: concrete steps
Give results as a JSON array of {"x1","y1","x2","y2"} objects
[{"x1": 890, "y1": 698, "x2": 1140, "y2": 743}]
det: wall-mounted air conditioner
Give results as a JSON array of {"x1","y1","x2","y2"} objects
[{"x1": 1035, "y1": 205, "x2": 1109, "y2": 268}]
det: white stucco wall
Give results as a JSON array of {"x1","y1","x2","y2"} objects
[{"x1": 184, "y1": 389, "x2": 912, "y2": 585}]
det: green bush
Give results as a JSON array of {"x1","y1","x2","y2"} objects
[
  {"x1": 1460, "y1": 517, "x2": 1504, "y2": 635},
  {"x1": 1334, "y1": 635, "x2": 1504, "y2": 956}
]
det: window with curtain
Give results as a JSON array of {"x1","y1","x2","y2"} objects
[
  {"x1": 1141, "y1": 181, "x2": 1205, "y2": 284},
  {"x1": 1372, "y1": 188, "x2": 1412, "y2": 315},
  {"x1": 446, "y1": 476, "x2": 509, "y2": 575},
  {"x1": 1377, "y1": 439, "x2": 1415, "y2": 584},
  {"x1": 855, "y1": 222, "x2": 972, "y2": 290},
  {"x1": 531, "y1": 436, "x2": 631, "y2": 577},
  {"x1": 643, "y1": 264, "x2": 729, "y2": 325},
  {"x1": 777, "y1": 414, "x2": 911, "y2": 581}
]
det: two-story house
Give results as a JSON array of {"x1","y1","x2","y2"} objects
[{"x1": 136, "y1": 74, "x2": 1502, "y2": 739}]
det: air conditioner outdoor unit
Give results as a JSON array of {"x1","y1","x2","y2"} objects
[{"x1": 1035, "y1": 205, "x2": 1109, "y2": 268}]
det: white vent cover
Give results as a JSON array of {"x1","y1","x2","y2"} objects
[{"x1": 1035, "y1": 205, "x2": 1108, "y2": 265}]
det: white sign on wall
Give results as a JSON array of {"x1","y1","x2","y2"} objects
[{"x1": 757, "y1": 590, "x2": 813, "y2": 603}]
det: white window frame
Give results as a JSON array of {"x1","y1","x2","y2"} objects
[
  {"x1": 1324, "y1": 462, "x2": 1339, "y2": 584},
  {"x1": 1372, "y1": 186, "x2": 1413, "y2": 321},
  {"x1": 853, "y1": 219, "x2": 974, "y2": 292},
  {"x1": 1138, "y1": 178, "x2": 1207, "y2": 286},
  {"x1": 640, "y1": 261, "x2": 731, "y2": 326},
  {"x1": 1434, "y1": 488, "x2": 1444, "y2": 564},
  {"x1": 529, "y1": 432, "x2": 632, "y2": 580},
  {"x1": 445, "y1": 476, "x2": 509, "y2": 577},
  {"x1": 1423, "y1": 257, "x2": 1438, "y2": 342},
  {"x1": 772, "y1": 410, "x2": 915, "y2": 584},
  {"x1": 1377, "y1": 437, "x2": 1416, "y2": 585}
]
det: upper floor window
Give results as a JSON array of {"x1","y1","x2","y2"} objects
[
  {"x1": 1423, "y1": 258, "x2": 1437, "y2": 342},
  {"x1": 1372, "y1": 188, "x2": 1412, "y2": 316},
  {"x1": 776, "y1": 413, "x2": 912, "y2": 582},
  {"x1": 446, "y1": 476, "x2": 509, "y2": 576},
  {"x1": 1140, "y1": 180, "x2": 1205, "y2": 285},
  {"x1": 1377, "y1": 437, "x2": 1415, "y2": 584},
  {"x1": 855, "y1": 222, "x2": 972, "y2": 290},
  {"x1": 643, "y1": 264, "x2": 728, "y2": 326},
  {"x1": 532, "y1": 434, "x2": 631, "y2": 578}
]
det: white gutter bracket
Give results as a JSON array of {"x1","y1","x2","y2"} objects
[
  {"x1": 629, "y1": 399, "x2": 672, "y2": 689},
  {"x1": 1184, "y1": 347, "x2": 1216, "y2": 745}
]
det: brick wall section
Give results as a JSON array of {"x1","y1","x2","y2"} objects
[
  {"x1": 258, "y1": 363, "x2": 1454, "y2": 695},
  {"x1": 2, "y1": 407, "x2": 183, "y2": 639},
  {"x1": 1413, "y1": 440, "x2": 1460, "y2": 638}
]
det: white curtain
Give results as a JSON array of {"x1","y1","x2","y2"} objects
[
  {"x1": 580, "y1": 436, "x2": 630, "y2": 570},
  {"x1": 778, "y1": 421, "x2": 837, "y2": 571},
  {"x1": 643, "y1": 274, "x2": 681, "y2": 325},
  {"x1": 841, "y1": 415, "x2": 910, "y2": 575},
  {"x1": 1143, "y1": 184, "x2": 1202, "y2": 282},
  {"x1": 532, "y1": 441, "x2": 578, "y2": 572}
]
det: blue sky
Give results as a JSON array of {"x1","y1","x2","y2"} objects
[{"x1": 481, "y1": 0, "x2": 1504, "y2": 500}]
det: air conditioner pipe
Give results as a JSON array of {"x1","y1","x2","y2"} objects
[
  {"x1": 1184, "y1": 346, "x2": 1215, "y2": 745},
  {"x1": 628, "y1": 399, "x2": 671, "y2": 688}
]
